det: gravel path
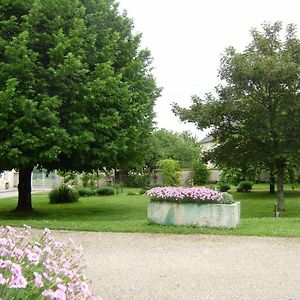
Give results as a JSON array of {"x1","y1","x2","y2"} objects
[{"x1": 51, "y1": 231, "x2": 300, "y2": 300}]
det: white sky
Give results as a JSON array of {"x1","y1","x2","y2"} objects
[{"x1": 118, "y1": 0, "x2": 300, "y2": 140}]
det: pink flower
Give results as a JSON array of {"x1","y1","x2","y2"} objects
[
  {"x1": 42, "y1": 289, "x2": 55, "y2": 298},
  {"x1": 53, "y1": 288, "x2": 66, "y2": 300},
  {"x1": 33, "y1": 272, "x2": 44, "y2": 288},
  {"x1": 11, "y1": 263, "x2": 22, "y2": 276},
  {"x1": 8, "y1": 275, "x2": 27, "y2": 288},
  {"x1": 43, "y1": 245, "x2": 53, "y2": 255},
  {"x1": 27, "y1": 251, "x2": 41, "y2": 265},
  {"x1": 0, "y1": 259, "x2": 12, "y2": 269},
  {"x1": 146, "y1": 187, "x2": 222, "y2": 202},
  {"x1": 80, "y1": 282, "x2": 89, "y2": 293},
  {"x1": 57, "y1": 283, "x2": 67, "y2": 292}
]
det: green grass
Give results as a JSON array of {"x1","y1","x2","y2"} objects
[{"x1": 1, "y1": 185, "x2": 300, "y2": 237}]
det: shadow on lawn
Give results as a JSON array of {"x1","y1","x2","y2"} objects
[
  {"x1": 0, "y1": 201, "x2": 139, "y2": 221},
  {"x1": 2, "y1": 209, "x2": 47, "y2": 219}
]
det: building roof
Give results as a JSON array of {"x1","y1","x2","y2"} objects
[{"x1": 200, "y1": 135, "x2": 214, "y2": 144}]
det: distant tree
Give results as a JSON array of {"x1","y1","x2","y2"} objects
[
  {"x1": 0, "y1": 0, "x2": 160, "y2": 211},
  {"x1": 146, "y1": 129, "x2": 202, "y2": 169},
  {"x1": 173, "y1": 22, "x2": 300, "y2": 215}
]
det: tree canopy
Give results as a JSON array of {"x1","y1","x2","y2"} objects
[
  {"x1": 0, "y1": 0, "x2": 160, "y2": 210},
  {"x1": 146, "y1": 129, "x2": 202, "y2": 169},
  {"x1": 173, "y1": 22, "x2": 300, "y2": 214}
]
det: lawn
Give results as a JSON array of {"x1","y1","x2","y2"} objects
[{"x1": 0, "y1": 185, "x2": 300, "y2": 237}]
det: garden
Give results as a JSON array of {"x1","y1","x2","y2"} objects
[{"x1": 0, "y1": 183, "x2": 300, "y2": 237}]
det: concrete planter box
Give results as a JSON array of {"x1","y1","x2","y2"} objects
[{"x1": 148, "y1": 201, "x2": 240, "y2": 229}]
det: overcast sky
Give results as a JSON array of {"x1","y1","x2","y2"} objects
[{"x1": 118, "y1": 0, "x2": 300, "y2": 140}]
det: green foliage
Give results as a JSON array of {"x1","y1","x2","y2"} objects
[
  {"x1": 0, "y1": 0, "x2": 160, "y2": 210},
  {"x1": 49, "y1": 185, "x2": 79, "y2": 204},
  {"x1": 139, "y1": 187, "x2": 149, "y2": 195},
  {"x1": 58, "y1": 171, "x2": 79, "y2": 187},
  {"x1": 174, "y1": 22, "x2": 300, "y2": 211},
  {"x1": 81, "y1": 172, "x2": 103, "y2": 189},
  {"x1": 237, "y1": 181, "x2": 253, "y2": 192},
  {"x1": 146, "y1": 129, "x2": 201, "y2": 169},
  {"x1": 124, "y1": 170, "x2": 150, "y2": 188},
  {"x1": 219, "y1": 166, "x2": 258, "y2": 186},
  {"x1": 158, "y1": 159, "x2": 181, "y2": 186},
  {"x1": 96, "y1": 187, "x2": 115, "y2": 196},
  {"x1": 77, "y1": 187, "x2": 96, "y2": 197},
  {"x1": 191, "y1": 160, "x2": 210, "y2": 185},
  {"x1": 220, "y1": 192, "x2": 234, "y2": 204},
  {"x1": 218, "y1": 183, "x2": 231, "y2": 192}
]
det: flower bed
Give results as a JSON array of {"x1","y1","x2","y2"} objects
[
  {"x1": 0, "y1": 225, "x2": 98, "y2": 300},
  {"x1": 145, "y1": 187, "x2": 223, "y2": 203},
  {"x1": 146, "y1": 187, "x2": 240, "y2": 228}
]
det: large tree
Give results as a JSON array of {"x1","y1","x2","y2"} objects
[
  {"x1": 0, "y1": 0, "x2": 160, "y2": 211},
  {"x1": 174, "y1": 22, "x2": 300, "y2": 215}
]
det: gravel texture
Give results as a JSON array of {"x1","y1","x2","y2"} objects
[{"x1": 51, "y1": 231, "x2": 300, "y2": 300}]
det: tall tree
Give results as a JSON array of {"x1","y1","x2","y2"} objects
[
  {"x1": 174, "y1": 22, "x2": 300, "y2": 215},
  {"x1": 0, "y1": 0, "x2": 160, "y2": 211}
]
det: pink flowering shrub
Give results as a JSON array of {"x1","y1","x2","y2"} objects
[
  {"x1": 0, "y1": 225, "x2": 98, "y2": 300},
  {"x1": 145, "y1": 187, "x2": 223, "y2": 203}
]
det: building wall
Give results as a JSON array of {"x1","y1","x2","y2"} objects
[
  {"x1": 0, "y1": 170, "x2": 17, "y2": 189},
  {"x1": 201, "y1": 141, "x2": 221, "y2": 182},
  {"x1": 149, "y1": 169, "x2": 192, "y2": 186}
]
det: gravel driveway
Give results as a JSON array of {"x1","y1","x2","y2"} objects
[{"x1": 51, "y1": 231, "x2": 300, "y2": 300}]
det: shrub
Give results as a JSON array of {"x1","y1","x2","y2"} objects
[
  {"x1": 77, "y1": 187, "x2": 96, "y2": 197},
  {"x1": 217, "y1": 183, "x2": 231, "y2": 192},
  {"x1": 0, "y1": 225, "x2": 96, "y2": 299},
  {"x1": 49, "y1": 184, "x2": 79, "y2": 204},
  {"x1": 81, "y1": 171, "x2": 103, "y2": 188},
  {"x1": 237, "y1": 181, "x2": 253, "y2": 192},
  {"x1": 192, "y1": 160, "x2": 210, "y2": 185},
  {"x1": 220, "y1": 192, "x2": 234, "y2": 204},
  {"x1": 158, "y1": 159, "x2": 181, "y2": 186},
  {"x1": 96, "y1": 186, "x2": 115, "y2": 196},
  {"x1": 124, "y1": 170, "x2": 150, "y2": 188},
  {"x1": 139, "y1": 187, "x2": 149, "y2": 195}
]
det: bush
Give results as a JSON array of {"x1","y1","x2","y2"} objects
[
  {"x1": 192, "y1": 160, "x2": 210, "y2": 185},
  {"x1": 96, "y1": 186, "x2": 115, "y2": 196},
  {"x1": 0, "y1": 225, "x2": 96, "y2": 299},
  {"x1": 220, "y1": 192, "x2": 234, "y2": 204},
  {"x1": 49, "y1": 184, "x2": 79, "y2": 204},
  {"x1": 237, "y1": 181, "x2": 253, "y2": 192},
  {"x1": 218, "y1": 183, "x2": 231, "y2": 192},
  {"x1": 77, "y1": 187, "x2": 96, "y2": 197},
  {"x1": 124, "y1": 170, "x2": 150, "y2": 188},
  {"x1": 139, "y1": 187, "x2": 149, "y2": 195},
  {"x1": 158, "y1": 159, "x2": 181, "y2": 186}
]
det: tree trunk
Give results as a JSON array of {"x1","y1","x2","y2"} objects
[
  {"x1": 269, "y1": 172, "x2": 275, "y2": 194},
  {"x1": 276, "y1": 163, "x2": 285, "y2": 217},
  {"x1": 16, "y1": 167, "x2": 34, "y2": 211}
]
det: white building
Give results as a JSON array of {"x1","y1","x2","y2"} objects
[{"x1": 0, "y1": 170, "x2": 18, "y2": 189}]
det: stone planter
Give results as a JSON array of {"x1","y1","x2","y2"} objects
[{"x1": 148, "y1": 201, "x2": 240, "y2": 229}]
